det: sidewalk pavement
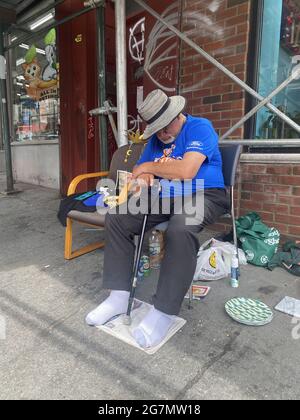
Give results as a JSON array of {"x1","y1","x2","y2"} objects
[{"x1": 0, "y1": 174, "x2": 299, "y2": 400}]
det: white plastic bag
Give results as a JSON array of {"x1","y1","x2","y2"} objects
[
  {"x1": 193, "y1": 238, "x2": 247, "y2": 281},
  {"x1": 193, "y1": 246, "x2": 228, "y2": 281}
]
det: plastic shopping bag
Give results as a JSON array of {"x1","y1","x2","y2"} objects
[{"x1": 193, "y1": 238, "x2": 247, "y2": 281}]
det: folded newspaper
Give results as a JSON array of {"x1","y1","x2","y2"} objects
[
  {"x1": 96, "y1": 300, "x2": 186, "y2": 355},
  {"x1": 116, "y1": 170, "x2": 132, "y2": 192}
]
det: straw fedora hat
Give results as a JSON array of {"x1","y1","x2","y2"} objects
[{"x1": 138, "y1": 89, "x2": 186, "y2": 139}]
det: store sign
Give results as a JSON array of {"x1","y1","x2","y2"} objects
[{"x1": 22, "y1": 29, "x2": 59, "y2": 101}]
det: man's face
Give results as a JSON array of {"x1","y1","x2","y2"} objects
[{"x1": 156, "y1": 116, "x2": 181, "y2": 143}]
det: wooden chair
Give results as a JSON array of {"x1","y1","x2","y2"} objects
[
  {"x1": 64, "y1": 143, "x2": 145, "y2": 260},
  {"x1": 64, "y1": 143, "x2": 241, "y2": 262}
]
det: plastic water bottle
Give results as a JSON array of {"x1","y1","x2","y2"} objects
[
  {"x1": 149, "y1": 230, "x2": 161, "y2": 269},
  {"x1": 230, "y1": 255, "x2": 239, "y2": 288}
]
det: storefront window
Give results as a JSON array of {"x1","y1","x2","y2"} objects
[
  {"x1": 11, "y1": 28, "x2": 59, "y2": 142},
  {"x1": 255, "y1": 0, "x2": 300, "y2": 139}
]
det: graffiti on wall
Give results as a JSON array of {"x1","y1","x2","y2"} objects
[
  {"x1": 129, "y1": 1, "x2": 237, "y2": 94},
  {"x1": 129, "y1": 17, "x2": 146, "y2": 65},
  {"x1": 127, "y1": 1, "x2": 239, "y2": 136},
  {"x1": 88, "y1": 116, "x2": 95, "y2": 140}
]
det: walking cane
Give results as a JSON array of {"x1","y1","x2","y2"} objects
[
  {"x1": 123, "y1": 181, "x2": 160, "y2": 325},
  {"x1": 123, "y1": 213, "x2": 148, "y2": 325}
]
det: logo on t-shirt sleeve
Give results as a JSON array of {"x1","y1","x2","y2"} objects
[
  {"x1": 186, "y1": 140, "x2": 204, "y2": 151},
  {"x1": 189, "y1": 141, "x2": 203, "y2": 147}
]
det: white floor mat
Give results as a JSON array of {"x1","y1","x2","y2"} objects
[{"x1": 96, "y1": 300, "x2": 186, "y2": 355}]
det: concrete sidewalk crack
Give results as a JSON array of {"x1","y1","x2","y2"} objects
[{"x1": 175, "y1": 330, "x2": 241, "y2": 400}]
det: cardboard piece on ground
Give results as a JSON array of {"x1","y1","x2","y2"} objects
[
  {"x1": 275, "y1": 296, "x2": 300, "y2": 318},
  {"x1": 96, "y1": 300, "x2": 186, "y2": 355}
]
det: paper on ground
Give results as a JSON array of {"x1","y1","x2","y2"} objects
[
  {"x1": 96, "y1": 300, "x2": 186, "y2": 355},
  {"x1": 275, "y1": 296, "x2": 300, "y2": 318},
  {"x1": 184, "y1": 284, "x2": 211, "y2": 300}
]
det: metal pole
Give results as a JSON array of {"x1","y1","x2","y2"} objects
[
  {"x1": 5, "y1": 34, "x2": 15, "y2": 144},
  {"x1": 220, "y1": 69, "x2": 300, "y2": 140},
  {"x1": 133, "y1": 0, "x2": 300, "y2": 135},
  {"x1": 124, "y1": 214, "x2": 148, "y2": 325},
  {"x1": 115, "y1": 0, "x2": 128, "y2": 147},
  {"x1": 0, "y1": 24, "x2": 14, "y2": 193},
  {"x1": 176, "y1": 0, "x2": 184, "y2": 95},
  {"x1": 6, "y1": 4, "x2": 98, "y2": 52},
  {"x1": 96, "y1": 2, "x2": 109, "y2": 170},
  {"x1": 89, "y1": 101, "x2": 119, "y2": 143},
  {"x1": 104, "y1": 100, "x2": 118, "y2": 143},
  {"x1": 218, "y1": 139, "x2": 300, "y2": 146}
]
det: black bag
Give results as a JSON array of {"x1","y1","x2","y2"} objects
[
  {"x1": 267, "y1": 240, "x2": 300, "y2": 276},
  {"x1": 57, "y1": 192, "x2": 97, "y2": 227}
]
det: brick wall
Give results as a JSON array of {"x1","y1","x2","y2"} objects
[
  {"x1": 239, "y1": 162, "x2": 300, "y2": 238},
  {"x1": 180, "y1": 0, "x2": 251, "y2": 139},
  {"x1": 210, "y1": 160, "x2": 300, "y2": 240},
  {"x1": 179, "y1": 0, "x2": 299, "y2": 240}
]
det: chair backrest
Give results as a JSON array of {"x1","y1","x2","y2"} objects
[
  {"x1": 108, "y1": 143, "x2": 145, "y2": 181},
  {"x1": 219, "y1": 145, "x2": 242, "y2": 188}
]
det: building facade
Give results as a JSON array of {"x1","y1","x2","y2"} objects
[{"x1": 2, "y1": 0, "x2": 300, "y2": 236}]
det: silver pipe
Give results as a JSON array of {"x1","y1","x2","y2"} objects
[
  {"x1": 104, "y1": 101, "x2": 118, "y2": 143},
  {"x1": 219, "y1": 139, "x2": 300, "y2": 146},
  {"x1": 221, "y1": 70, "x2": 300, "y2": 139},
  {"x1": 16, "y1": 0, "x2": 40, "y2": 14},
  {"x1": 115, "y1": 0, "x2": 128, "y2": 147},
  {"x1": 5, "y1": 34, "x2": 15, "y2": 144},
  {"x1": 84, "y1": 0, "x2": 104, "y2": 6},
  {"x1": 96, "y1": 2, "x2": 109, "y2": 171},
  {"x1": 133, "y1": 0, "x2": 300, "y2": 134}
]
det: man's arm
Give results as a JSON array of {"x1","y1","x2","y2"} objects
[{"x1": 132, "y1": 152, "x2": 206, "y2": 180}]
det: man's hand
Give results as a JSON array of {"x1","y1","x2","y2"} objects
[
  {"x1": 136, "y1": 173, "x2": 155, "y2": 187},
  {"x1": 132, "y1": 163, "x2": 149, "y2": 179},
  {"x1": 129, "y1": 173, "x2": 154, "y2": 196}
]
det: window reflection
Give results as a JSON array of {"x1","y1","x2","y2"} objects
[
  {"x1": 256, "y1": 0, "x2": 300, "y2": 139},
  {"x1": 12, "y1": 28, "x2": 59, "y2": 142}
]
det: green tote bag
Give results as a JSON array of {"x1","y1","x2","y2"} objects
[{"x1": 236, "y1": 212, "x2": 280, "y2": 267}]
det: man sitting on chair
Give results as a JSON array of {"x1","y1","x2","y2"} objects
[{"x1": 85, "y1": 89, "x2": 229, "y2": 349}]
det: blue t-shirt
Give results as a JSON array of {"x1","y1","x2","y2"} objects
[{"x1": 136, "y1": 114, "x2": 224, "y2": 197}]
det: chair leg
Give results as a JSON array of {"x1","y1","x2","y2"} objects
[
  {"x1": 230, "y1": 185, "x2": 240, "y2": 278},
  {"x1": 64, "y1": 217, "x2": 73, "y2": 260},
  {"x1": 64, "y1": 217, "x2": 105, "y2": 260}
]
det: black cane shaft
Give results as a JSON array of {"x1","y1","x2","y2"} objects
[{"x1": 126, "y1": 214, "x2": 148, "y2": 317}]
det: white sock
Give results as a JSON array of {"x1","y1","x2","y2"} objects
[
  {"x1": 132, "y1": 306, "x2": 174, "y2": 348},
  {"x1": 85, "y1": 290, "x2": 129, "y2": 326}
]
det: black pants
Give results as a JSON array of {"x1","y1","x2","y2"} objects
[{"x1": 102, "y1": 188, "x2": 229, "y2": 315}]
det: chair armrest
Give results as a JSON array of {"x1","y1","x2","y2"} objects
[{"x1": 67, "y1": 171, "x2": 110, "y2": 196}]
